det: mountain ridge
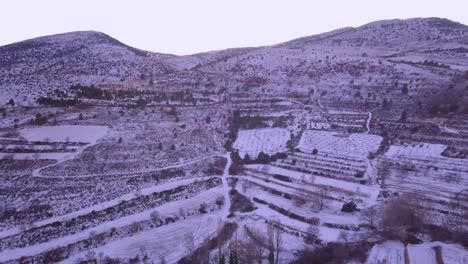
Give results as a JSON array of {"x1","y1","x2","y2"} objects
[
  {"x1": 2, "y1": 17, "x2": 466, "y2": 56},
  {"x1": 0, "y1": 17, "x2": 467, "y2": 112}
]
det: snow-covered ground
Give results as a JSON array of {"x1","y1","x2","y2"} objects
[
  {"x1": 245, "y1": 164, "x2": 380, "y2": 206},
  {"x1": 366, "y1": 241, "x2": 406, "y2": 264},
  {"x1": 386, "y1": 142, "x2": 447, "y2": 159},
  {"x1": 0, "y1": 125, "x2": 109, "y2": 160},
  {"x1": 298, "y1": 130, "x2": 382, "y2": 157},
  {"x1": 20, "y1": 125, "x2": 108, "y2": 143},
  {"x1": 366, "y1": 241, "x2": 468, "y2": 264},
  {"x1": 0, "y1": 152, "x2": 73, "y2": 160},
  {"x1": 0, "y1": 177, "x2": 214, "y2": 239},
  {"x1": 349, "y1": 133, "x2": 382, "y2": 153},
  {"x1": 63, "y1": 214, "x2": 223, "y2": 264},
  {"x1": 0, "y1": 188, "x2": 224, "y2": 262},
  {"x1": 1, "y1": 16, "x2": 467, "y2": 263},
  {"x1": 233, "y1": 128, "x2": 290, "y2": 158}
]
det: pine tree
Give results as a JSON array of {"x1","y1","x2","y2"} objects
[
  {"x1": 402, "y1": 84, "x2": 409, "y2": 95},
  {"x1": 258, "y1": 151, "x2": 271, "y2": 164},
  {"x1": 244, "y1": 154, "x2": 252, "y2": 164},
  {"x1": 268, "y1": 251, "x2": 274, "y2": 264},
  {"x1": 219, "y1": 254, "x2": 225, "y2": 264},
  {"x1": 229, "y1": 250, "x2": 238, "y2": 264},
  {"x1": 400, "y1": 110, "x2": 408, "y2": 122}
]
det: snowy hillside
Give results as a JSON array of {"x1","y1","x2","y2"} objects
[{"x1": 0, "y1": 17, "x2": 467, "y2": 264}]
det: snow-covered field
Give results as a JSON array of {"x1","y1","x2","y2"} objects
[
  {"x1": 245, "y1": 164, "x2": 380, "y2": 206},
  {"x1": 366, "y1": 241, "x2": 468, "y2": 264},
  {"x1": 0, "y1": 177, "x2": 215, "y2": 239},
  {"x1": 349, "y1": 133, "x2": 383, "y2": 153},
  {"x1": 20, "y1": 125, "x2": 108, "y2": 143},
  {"x1": 0, "y1": 186, "x2": 224, "y2": 262},
  {"x1": 233, "y1": 128, "x2": 290, "y2": 158},
  {"x1": 0, "y1": 125, "x2": 109, "y2": 160},
  {"x1": 0, "y1": 152, "x2": 75, "y2": 160},
  {"x1": 386, "y1": 142, "x2": 447, "y2": 159},
  {"x1": 298, "y1": 130, "x2": 382, "y2": 157},
  {"x1": 63, "y1": 214, "x2": 223, "y2": 264},
  {"x1": 1, "y1": 16, "x2": 467, "y2": 263}
]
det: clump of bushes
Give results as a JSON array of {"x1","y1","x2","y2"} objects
[
  {"x1": 341, "y1": 202, "x2": 358, "y2": 213},
  {"x1": 229, "y1": 189, "x2": 256, "y2": 213},
  {"x1": 292, "y1": 242, "x2": 371, "y2": 264}
]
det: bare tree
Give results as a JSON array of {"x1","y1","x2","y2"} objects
[
  {"x1": 338, "y1": 231, "x2": 350, "y2": 243},
  {"x1": 241, "y1": 181, "x2": 249, "y2": 193},
  {"x1": 361, "y1": 206, "x2": 379, "y2": 227},
  {"x1": 444, "y1": 173, "x2": 461, "y2": 184},
  {"x1": 381, "y1": 194, "x2": 425, "y2": 240},
  {"x1": 150, "y1": 210, "x2": 161, "y2": 226},
  {"x1": 312, "y1": 187, "x2": 328, "y2": 211},
  {"x1": 232, "y1": 238, "x2": 263, "y2": 264},
  {"x1": 304, "y1": 224, "x2": 319, "y2": 244},
  {"x1": 184, "y1": 232, "x2": 195, "y2": 257},
  {"x1": 267, "y1": 224, "x2": 275, "y2": 253},
  {"x1": 179, "y1": 208, "x2": 186, "y2": 218},
  {"x1": 377, "y1": 162, "x2": 391, "y2": 188},
  {"x1": 192, "y1": 237, "x2": 210, "y2": 264},
  {"x1": 129, "y1": 221, "x2": 143, "y2": 234},
  {"x1": 216, "y1": 196, "x2": 225, "y2": 209},
  {"x1": 293, "y1": 190, "x2": 307, "y2": 208},
  {"x1": 399, "y1": 171, "x2": 411, "y2": 184},
  {"x1": 134, "y1": 188, "x2": 142, "y2": 198},
  {"x1": 245, "y1": 225, "x2": 270, "y2": 249},
  {"x1": 445, "y1": 189, "x2": 468, "y2": 233},
  {"x1": 274, "y1": 226, "x2": 282, "y2": 264},
  {"x1": 253, "y1": 240, "x2": 265, "y2": 264}
]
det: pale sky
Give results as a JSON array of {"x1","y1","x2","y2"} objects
[{"x1": 1, "y1": 0, "x2": 467, "y2": 55}]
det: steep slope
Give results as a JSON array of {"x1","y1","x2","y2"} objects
[
  {"x1": 1, "y1": 18, "x2": 466, "y2": 113},
  {"x1": 0, "y1": 31, "x2": 174, "y2": 104},
  {"x1": 279, "y1": 17, "x2": 467, "y2": 49},
  {"x1": 191, "y1": 18, "x2": 467, "y2": 116}
]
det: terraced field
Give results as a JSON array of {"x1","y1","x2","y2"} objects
[{"x1": 1, "y1": 16, "x2": 468, "y2": 263}]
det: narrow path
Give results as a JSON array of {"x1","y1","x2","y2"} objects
[
  {"x1": 437, "y1": 120, "x2": 460, "y2": 135},
  {"x1": 348, "y1": 135, "x2": 378, "y2": 189},
  {"x1": 365, "y1": 111, "x2": 372, "y2": 134},
  {"x1": 32, "y1": 153, "x2": 223, "y2": 179},
  {"x1": 0, "y1": 177, "x2": 215, "y2": 239},
  {"x1": 0, "y1": 189, "x2": 223, "y2": 263},
  {"x1": 31, "y1": 137, "x2": 105, "y2": 177},
  {"x1": 3, "y1": 154, "x2": 225, "y2": 237},
  {"x1": 221, "y1": 152, "x2": 232, "y2": 218}
]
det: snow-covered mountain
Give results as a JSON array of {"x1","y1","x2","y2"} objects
[
  {"x1": 1, "y1": 17, "x2": 467, "y2": 109},
  {"x1": 280, "y1": 17, "x2": 467, "y2": 49},
  {"x1": 1, "y1": 17, "x2": 467, "y2": 264},
  {"x1": 0, "y1": 31, "x2": 174, "y2": 104}
]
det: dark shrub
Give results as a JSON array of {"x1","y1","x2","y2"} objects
[
  {"x1": 341, "y1": 202, "x2": 357, "y2": 213},
  {"x1": 273, "y1": 174, "x2": 292, "y2": 182},
  {"x1": 253, "y1": 197, "x2": 268, "y2": 205},
  {"x1": 406, "y1": 234, "x2": 423, "y2": 244}
]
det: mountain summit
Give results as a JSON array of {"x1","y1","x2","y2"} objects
[{"x1": 0, "y1": 17, "x2": 466, "y2": 106}]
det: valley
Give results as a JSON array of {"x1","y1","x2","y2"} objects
[{"x1": 0, "y1": 17, "x2": 467, "y2": 264}]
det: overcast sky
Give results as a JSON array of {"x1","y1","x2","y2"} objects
[{"x1": 1, "y1": 0, "x2": 467, "y2": 55}]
